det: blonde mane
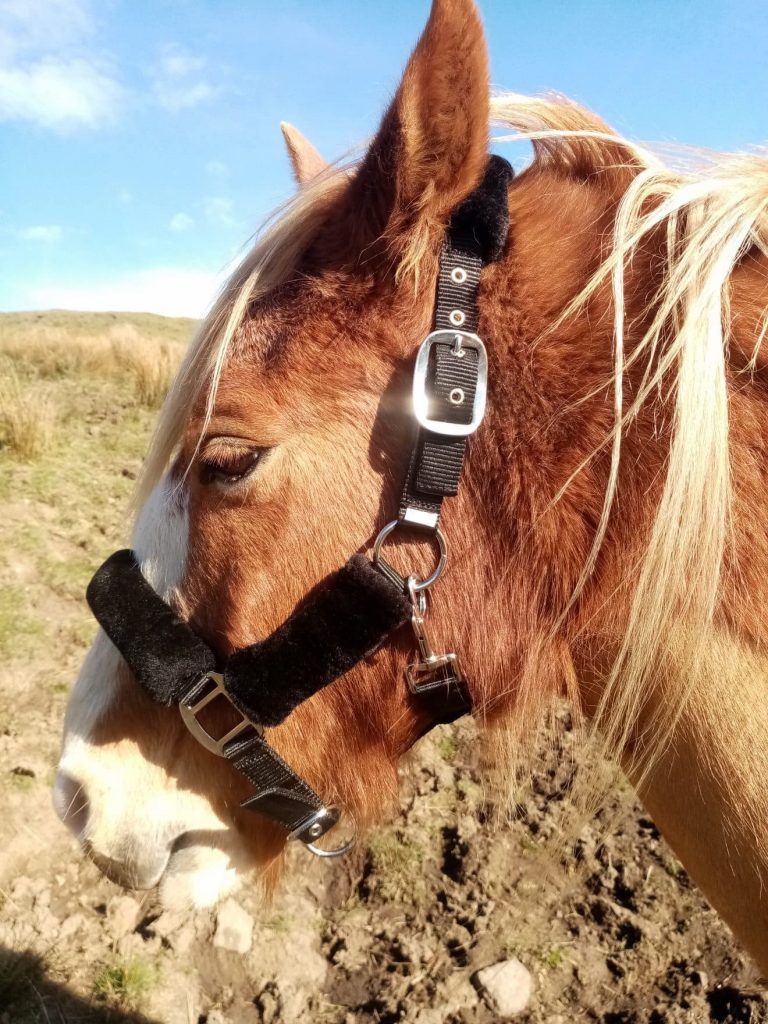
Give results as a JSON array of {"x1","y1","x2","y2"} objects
[{"x1": 139, "y1": 92, "x2": 768, "y2": 784}]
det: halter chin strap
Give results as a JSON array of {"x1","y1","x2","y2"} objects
[{"x1": 85, "y1": 154, "x2": 513, "y2": 855}]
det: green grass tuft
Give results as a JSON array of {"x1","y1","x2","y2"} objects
[
  {"x1": 436, "y1": 731, "x2": 460, "y2": 762},
  {"x1": 92, "y1": 956, "x2": 157, "y2": 1011}
]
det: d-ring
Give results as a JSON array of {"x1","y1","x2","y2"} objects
[
  {"x1": 306, "y1": 833, "x2": 357, "y2": 858},
  {"x1": 373, "y1": 520, "x2": 448, "y2": 592}
]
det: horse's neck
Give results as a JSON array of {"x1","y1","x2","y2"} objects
[{"x1": 629, "y1": 628, "x2": 768, "y2": 972}]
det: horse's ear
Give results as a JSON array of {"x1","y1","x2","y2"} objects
[
  {"x1": 329, "y1": 0, "x2": 490, "y2": 271},
  {"x1": 280, "y1": 122, "x2": 328, "y2": 186}
]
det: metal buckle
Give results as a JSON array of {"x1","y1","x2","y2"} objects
[
  {"x1": 412, "y1": 329, "x2": 488, "y2": 437},
  {"x1": 405, "y1": 580, "x2": 464, "y2": 694},
  {"x1": 180, "y1": 671, "x2": 262, "y2": 757}
]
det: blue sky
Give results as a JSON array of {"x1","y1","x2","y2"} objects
[{"x1": 2, "y1": 0, "x2": 767, "y2": 317}]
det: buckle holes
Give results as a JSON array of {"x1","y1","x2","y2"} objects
[
  {"x1": 449, "y1": 309, "x2": 466, "y2": 326},
  {"x1": 451, "y1": 266, "x2": 467, "y2": 284},
  {"x1": 449, "y1": 388, "x2": 465, "y2": 405}
]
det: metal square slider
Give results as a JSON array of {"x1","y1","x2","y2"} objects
[
  {"x1": 412, "y1": 329, "x2": 488, "y2": 437},
  {"x1": 180, "y1": 671, "x2": 262, "y2": 756}
]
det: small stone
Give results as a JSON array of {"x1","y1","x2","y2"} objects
[
  {"x1": 168, "y1": 922, "x2": 195, "y2": 954},
  {"x1": 149, "y1": 910, "x2": 187, "y2": 939},
  {"x1": 473, "y1": 957, "x2": 533, "y2": 1018},
  {"x1": 116, "y1": 933, "x2": 150, "y2": 958},
  {"x1": 106, "y1": 895, "x2": 141, "y2": 939},
  {"x1": 213, "y1": 899, "x2": 254, "y2": 954},
  {"x1": 414, "y1": 1010, "x2": 443, "y2": 1024},
  {"x1": 257, "y1": 989, "x2": 280, "y2": 1024},
  {"x1": 60, "y1": 913, "x2": 86, "y2": 939}
]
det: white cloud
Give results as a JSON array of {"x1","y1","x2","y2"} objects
[
  {"x1": 29, "y1": 266, "x2": 227, "y2": 318},
  {"x1": 169, "y1": 212, "x2": 194, "y2": 232},
  {"x1": 152, "y1": 44, "x2": 219, "y2": 112},
  {"x1": 0, "y1": 0, "x2": 92, "y2": 60},
  {"x1": 16, "y1": 224, "x2": 62, "y2": 242},
  {"x1": 0, "y1": 57, "x2": 121, "y2": 130},
  {"x1": 160, "y1": 50, "x2": 205, "y2": 78},
  {"x1": 0, "y1": 0, "x2": 122, "y2": 131},
  {"x1": 206, "y1": 160, "x2": 228, "y2": 179},
  {"x1": 204, "y1": 196, "x2": 235, "y2": 229}
]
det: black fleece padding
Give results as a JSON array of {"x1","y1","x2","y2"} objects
[
  {"x1": 86, "y1": 549, "x2": 216, "y2": 704},
  {"x1": 87, "y1": 550, "x2": 411, "y2": 728},
  {"x1": 449, "y1": 155, "x2": 514, "y2": 263},
  {"x1": 224, "y1": 554, "x2": 411, "y2": 727}
]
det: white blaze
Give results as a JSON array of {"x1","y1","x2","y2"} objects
[{"x1": 54, "y1": 475, "x2": 247, "y2": 907}]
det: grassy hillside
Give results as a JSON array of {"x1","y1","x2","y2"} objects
[
  {"x1": 0, "y1": 309, "x2": 197, "y2": 346},
  {"x1": 0, "y1": 310, "x2": 194, "y2": 662}
]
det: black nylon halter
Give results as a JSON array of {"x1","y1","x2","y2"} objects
[{"x1": 86, "y1": 155, "x2": 513, "y2": 854}]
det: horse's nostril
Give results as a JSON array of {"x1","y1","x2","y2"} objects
[
  {"x1": 53, "y1": 769, "x2": 172, "y2": 889},
  {"x1": 86, "y1": 844, "x2": 170, "y2": 891},
  {"x1": 52, "y1": 770, "x2": 90, "y2": 838}
]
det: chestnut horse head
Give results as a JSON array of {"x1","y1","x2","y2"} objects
[{"x1": 55, "y1": 0, "x2": 768, "y2": 968}]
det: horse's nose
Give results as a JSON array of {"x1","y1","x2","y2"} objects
[{"x1": 53, "y1": 769, "x2": 170, "y2": 890}]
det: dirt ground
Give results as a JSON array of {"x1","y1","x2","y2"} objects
[{"x1": 1, "y1": 312, "x2": 766, "y2": 1024}]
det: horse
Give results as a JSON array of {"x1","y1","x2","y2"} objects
[{"x1": 54, "y1": 0, "x2": 768, "y2": 972}]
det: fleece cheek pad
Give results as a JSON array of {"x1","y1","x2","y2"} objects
[{"x1": 86, "y1": 550, "x2": 411, "y2": 727}]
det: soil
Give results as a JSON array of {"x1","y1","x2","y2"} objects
[{"x1": 1, "y1": 312, "x2": 766, "y2": 1023}]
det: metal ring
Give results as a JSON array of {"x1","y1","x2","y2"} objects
[
  {"x1": 451, "y1": 266, "x2": 467, "y2": 284},
  {"x1": 373, "y1": 520, "x2": 448, "y2": 592},
  {"x1": 306, "y1": 818, "x2": 357, "y2": 858}
]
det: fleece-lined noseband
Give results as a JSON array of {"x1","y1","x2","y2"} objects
[{"x1": 86, "y1": 155, "x2": 514, "y2": 856}]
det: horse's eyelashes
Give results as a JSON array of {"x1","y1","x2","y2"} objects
[{"x1": 199, "y1": 447, "x2": 265, "y2": 487}]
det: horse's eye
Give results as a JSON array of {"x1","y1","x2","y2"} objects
[{"x1": 199, "y1": 445, "x2": 265, "y2": 487}]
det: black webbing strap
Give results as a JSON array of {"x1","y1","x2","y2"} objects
[
  {"x1": 226, "y1": 731, "x2": 338, "y2": 842},
  {"x1": 399, "y1": 239, "x2": 482, "y2": 522},
  {"x1": 398, "y1": 156, "x2": 512, "y2": 527}
]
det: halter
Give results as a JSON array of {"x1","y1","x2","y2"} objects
[{"x1": 86, "y1": 156, "x2": 514, "y2": 857}]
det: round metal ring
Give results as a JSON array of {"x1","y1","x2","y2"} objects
[
  {"x1": 373, "y1": 520, "x2": 448, "y2": 592},
  {"x1": 306, "y1": 818, "x2": 357, "y2": 858}
]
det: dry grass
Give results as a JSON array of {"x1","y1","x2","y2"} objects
[
  {"x1": 0, "y1": 311, "x2": 191, "y2": 416},
  {"x1": 0, "y1": 368, "x2": 57, "y2": 459},
  {"x1": 110, "y1": 327, "x2": 178, "y2": 407}
]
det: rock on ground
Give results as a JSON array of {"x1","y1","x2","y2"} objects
[
  {"x1": 473, "y1": 957, "x2": 533, "y2": 1017},
  {"x1": 213, "y1": 898, "x2": 254, "y2": 954}
]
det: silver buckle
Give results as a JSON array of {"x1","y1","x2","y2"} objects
[
  {"x1": 180, "y1": 671, "x2": 262, "y2": 757},
  {"x1": 412, "y1": 329, "x2": 488, "y2": 437}
]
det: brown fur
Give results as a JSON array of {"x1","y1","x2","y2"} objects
[{"x1": 75, "y1": 0, "x2": 768, "y2": 968}]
